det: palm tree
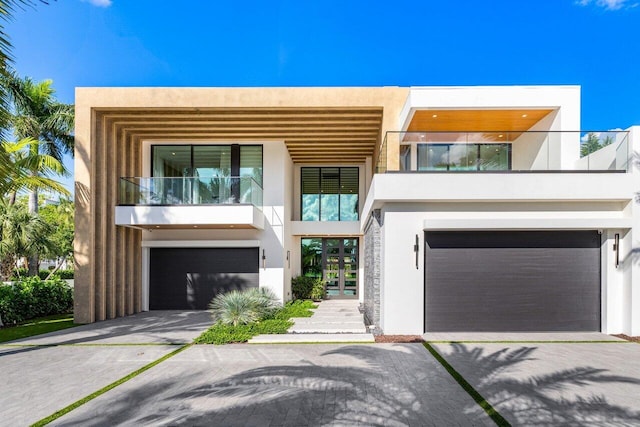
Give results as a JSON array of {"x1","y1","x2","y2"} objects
[
  {"x1": 0, "y1": 200, "x2": 52, "y2": 281},
  {"x1": 0, "y1": 200, "x2": 53, "y2": 327},
  {"x1": 0, "y1": 2, "x2": 52, "y2": 130},
  {"x1": 1, "y1": 137, "x2": 69, "y2": 204},
  {"x1": 1, "y1": 72, "x2": 73, "y2": 275}
]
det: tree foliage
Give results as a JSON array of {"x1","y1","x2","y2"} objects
[
  {"x1": 39, "y1": 197, "x2": 73, "y2": 266},
  {"x1": 1, "y1": 138, "x2": 69, "y2": 201},
  {"x1": 0, "y1": 1, "x2": 52, "y2": 132},
  {"x1": 0, "y1": 201, "x2": 53, "y2": 280},
  {"x1": 1, "y1": 72, "x2": 74, "y2": 275},
  {"x1": 580, "y1": 132, "x2": 615, "y2": 157}
]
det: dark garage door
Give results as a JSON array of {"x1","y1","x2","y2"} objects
[
  {"x1": 149, "y1": 247, "x2": 259, "y2": 310},
  {"x1": 425, "y1": 231, "x2": 601, "y2": 332}
]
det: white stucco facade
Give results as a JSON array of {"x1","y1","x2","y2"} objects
[{"x1": 104, "y1": 85, "x2": 640, "y2": 336}]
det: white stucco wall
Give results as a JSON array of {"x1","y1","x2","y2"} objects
[
  {"x1": 399, "y1": 86, "x2": 581, "y2": 170},
  {"x1": 627, "y1": 126, "x2": 640, "y2": 335},
  {"x1": 139, "y1": 140, "x2": 292, "y2": 303},
  {"x1": 365, "y1": 161, "x2": 638, "y2": 334},
  {"x1": 377, "y1": 203, "x2": 635, "y2": 335}
]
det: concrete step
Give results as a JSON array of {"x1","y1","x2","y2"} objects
[
  {"x1": 302, "y1": 310, "x2": 362, "y2": 314},
  {"x1": 295, "y1": 313, "x2": 363, "y2": 319},
  {"x1": 288, "y1": 326, "x2": 368, "y2": 334},
  {"x1": 293, "y1": 318, "x2": 364, "y2": 326},
  {"x1": 249, "y1": 333, "x2": 375, "y2": 344}
]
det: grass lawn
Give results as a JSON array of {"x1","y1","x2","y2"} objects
[{"x1": 0, "y1": 313, "x2": 76, "y2": 343}]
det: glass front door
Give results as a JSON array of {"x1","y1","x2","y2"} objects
[{"x1": 301, "y1": 238, "x2": 358, "y2": 299}]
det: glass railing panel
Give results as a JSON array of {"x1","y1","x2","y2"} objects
[
  {"x1": 615, "y1": 132, "x2": 629, "y2": 171},
  {"x1": 118, "y1": 177, "x2": 263, "y2": 208}
]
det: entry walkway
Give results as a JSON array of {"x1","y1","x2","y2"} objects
[{"x1": 250, "y1": 299, "x2": 374, "y2": 343}]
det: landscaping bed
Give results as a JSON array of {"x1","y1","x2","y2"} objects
[
  {"x1": 614, "y1": 334, "x2": 640, "y2": 343},
  {"x1": 374, "y1": 335, "x2": 425, "y2": 343},
  {"x1": 195, "y1": 296, "x2": 317, "y2": 345}
]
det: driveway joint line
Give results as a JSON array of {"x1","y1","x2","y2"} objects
[
  {"x1": 30, "y1": 343, "x2": 193, "y2": 427},
  {"x1": 423, "y1": 342, "x2": 511, "y2": 427}
]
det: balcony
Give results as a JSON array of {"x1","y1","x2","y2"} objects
[
  {"x1": 376, "y1": 131, "x2": 630, "y2": 173},
  {"x1": 115, "y1": 177, "x2": 264, "y2": 229}
]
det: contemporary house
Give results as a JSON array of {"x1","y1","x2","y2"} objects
[{"x1": 74, "y1": 86, "x2": 640, "y2": 336}]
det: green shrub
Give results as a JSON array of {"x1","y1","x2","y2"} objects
[
  {"x1": 310, "y1": 279, "x2": 325, "y2": 300},
  {"x1": 0, "y1": 277, "x2": 73, "y2": 325},
  {"x1": 193, "y1": 323, "x2": 254, "y2": 344},
  {"x1": 208, "y1": 287, "x2": 280, "y2": 326},
  {"x1": 193, "y1": 318, "x2": 293, "y2": 344},
  {"x1": 275, "y1": 300, "x2": 317, "y2": 319},
  {"x1": 9, "y1": 268, "x2": 74, "y2": 281},
  {"x1": 250, "y1": 318, "x2": 292, "y2": 334},
  {"x1": 9, "y1": 268, "x2": 27, "y2": 280},
  {"x1": 195, "y1": 297, "x2": 309, "y2": 345},
  {"x1": 56, "y1": 269, "x2": 75, "y2": 280},
  {"x1": 292, "y1": 276, "x2": 325, "y2": 300}
]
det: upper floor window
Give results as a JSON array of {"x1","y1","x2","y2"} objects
[
  {"x1": 403, "y1": 143, "x2": 511, "y2": 171},
  {"x1": 301, "y1": 167, "x2": 359, "y2": 221},
  {"x1": 151, "y1": 144, "x2": 262, "y2": 204}
]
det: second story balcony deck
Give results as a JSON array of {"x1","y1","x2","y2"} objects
[
  {"x1": 363, "y1": 130, "x2": 635, "y2": 228},
  {"x1": 115, "y1": 176, "x2": 264, "y2": 230},
  {"x1": 376, "y1": 131, "x2": 630, "y2": 173}
]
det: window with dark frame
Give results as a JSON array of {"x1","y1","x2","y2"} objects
[{"x1": 301, "y1": 167, "x2": 359, "y2": 221}]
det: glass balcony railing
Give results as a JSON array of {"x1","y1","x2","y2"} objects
[
  {"x1": 376, "y1": 131, "x2": 630, "y2": 173},
  {"x1": 119, "y1": 176, "x2": 263, "y2": 210}
]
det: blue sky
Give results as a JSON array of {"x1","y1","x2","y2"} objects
[{"x1": 5, "y1": 0, "x2": 640, "y2": 191}]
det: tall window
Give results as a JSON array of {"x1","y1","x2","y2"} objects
[{"x1": 301, "y1": 167, "x2": 359, "y2": 221}]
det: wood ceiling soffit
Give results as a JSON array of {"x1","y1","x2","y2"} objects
[
  {"x1": 407, "y1": 109, "x2": 553, "y2": 132},
  {"x1": 97, "y1": 107, "x2": 383, "y2": 162}
]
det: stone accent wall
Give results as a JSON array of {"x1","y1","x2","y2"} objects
[{"x1": 363, "y1": 209, "x2": 382, "y2": 334}]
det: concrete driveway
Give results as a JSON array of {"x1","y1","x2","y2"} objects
[
  {"x1": 0, "y1": 311, "x2": 212, "y2": 426},
  {"x1": 426, "y1": 332, "x2": 640, "y2": 426},
  {"x1": 2, "y1": 314, "x2": 640, "y2": 426},
  {"x1": 0, "y1": 311, "x2": 492, "y2": 427}
]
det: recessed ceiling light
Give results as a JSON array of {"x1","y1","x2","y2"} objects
[
  {"x1": 432, "y1": 114, "x2": 438, "y2": 118},
  {"x1": 155, "y1": 225, "x2": 160, "y2": 228},
  {"x1": 230, "y1": 225, "x2": 235, "y2": 228},
  {"x1": 193, "y1": 225, "x2": 198, "y2": 228},
  {"x1": 498, "y1": 134, "x2": 504, "y2": 138},
  {"x1": 171, "y1": 152, "x2": 176, "y2": 155},
  {"x1": 521, "y1": 114, "x2": 527, "y2": 118}
]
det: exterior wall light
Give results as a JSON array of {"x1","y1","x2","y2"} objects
[
  {"x1": 614, "y1": 233, "x2": 620, "y2": 268},
  {"x1": 262, "y1": 249, "x2": 266, "y2": 270},
  {"x1": 414, "y1": 234, "x2": 419, "y2": 270}
]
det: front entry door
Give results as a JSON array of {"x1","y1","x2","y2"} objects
[
  {"x1": 323, "y1": 238, "x2": 358, "y2": 299},
  {"x1": 301, "y1": 238, "x2": 359, "y2": 299}
]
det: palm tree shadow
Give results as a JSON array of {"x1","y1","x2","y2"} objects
[
  {"x1": 57, "y1": 344, "x2": 488, "y2": 426},
  {"x1": 55, "y1": 343, "x2": 640, "y2": 426},
  {"x1": 437, "y1": 343, "x2": 640, "y2": 426}
]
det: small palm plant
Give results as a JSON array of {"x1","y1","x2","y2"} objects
[{"x1": 208, "y1": 287, "x2": 280, "y2": 326}]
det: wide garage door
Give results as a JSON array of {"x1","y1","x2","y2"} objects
[
  {"x1": 425, "y1": 231, "x2": 601, "y2": 332},
  {"x1": 149, "y1": 247, "x2": 259, "y2": 310}
]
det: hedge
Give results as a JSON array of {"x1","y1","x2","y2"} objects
[
  {"x1": 10, "y1": 268, "x2": 74, "y2": 280},
  {"x1": 0, "y1": 277, "x2": 73, "y2": 325},
  {"x1": 291, "y1": 276, "x2": 324, "y2": 300}
]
